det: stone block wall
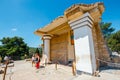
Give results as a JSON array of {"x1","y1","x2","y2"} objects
[
  {"x1": 50, "y1": 33, "x2": 68, "y2": 64},
  {"x1": 92, "y1": 23, "x2": 110, "y2": 68}
]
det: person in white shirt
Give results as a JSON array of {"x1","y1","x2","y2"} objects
[
  {"x1": 32, "y1": 54, "x2": 35, "y2": 67},
  {"x1": 4, "y1": 55, "x2": 9, "y2": 64}
]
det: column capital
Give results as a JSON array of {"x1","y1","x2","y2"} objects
[
  {"x1": 42, "y1": 34, "x2": 52, "y2": 40},
  {"x1": 68, "y1": 12, "x2": 94, "y2": 30}
]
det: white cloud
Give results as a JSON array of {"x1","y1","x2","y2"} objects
[{"x1": 11, "y1": 28, "x2": 17, "y2": 32}]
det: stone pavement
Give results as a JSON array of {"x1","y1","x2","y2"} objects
[{"x1": 0, "y1": 60, "x2": 120, "y2": 80}]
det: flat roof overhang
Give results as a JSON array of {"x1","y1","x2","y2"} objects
[{"x1": 34, "y1": 16, "x2": 68, "y2": 36}]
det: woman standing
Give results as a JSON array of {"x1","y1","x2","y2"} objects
[
  {"x1": 32, "y1": 54, "x2": 35, "y2": 67},
  {"x1": 35, "y1": 53, "x2": 40, "y2": 69}
]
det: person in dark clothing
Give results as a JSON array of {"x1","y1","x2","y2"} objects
[{"x1": 35, "y1": 53, "x2": 40, "y2": 69}]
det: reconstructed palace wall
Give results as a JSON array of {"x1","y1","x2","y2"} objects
[
  {"x1": 50, "y1": 30, "x2": 75, "y2": 64},
  {"x1": 50, "y1": 33, "x2": 68, "y2": 64},
  {"x1": 92, "y1": 23, "x2": 110, "y2": 67}
]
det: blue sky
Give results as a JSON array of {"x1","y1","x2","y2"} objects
[{"x1": 0, "y1": 0, "x2": 120, "y2": 47}]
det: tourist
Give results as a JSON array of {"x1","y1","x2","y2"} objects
[
  {"x1": 35, "y1": 53, "x2": 40, "y2": 69},
  {"x1": 32, "y1": 54, "x2": 35, "y2": 67},
  {"x1": 4, "y1": 55, "x2": 9, "y2": 64}
]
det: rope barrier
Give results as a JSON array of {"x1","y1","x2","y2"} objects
[
  {"x1": 97, "y1": 59, "x2": 108, "y2": 63},
  {"x1": 97, "y1": 59, "x2": 120, "y2": 68}
]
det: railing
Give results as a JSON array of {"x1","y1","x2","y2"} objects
[{"x1": 97, "y1": 59, "x2": 120, "y2": 69}]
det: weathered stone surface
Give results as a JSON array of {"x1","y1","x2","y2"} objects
[{"x1": 50, "y1": 33, "x2": 68, "y2": 64}]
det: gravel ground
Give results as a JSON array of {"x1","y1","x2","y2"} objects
[{"x1": 0, "y1": 60, "x2": 120, "y2": 80}]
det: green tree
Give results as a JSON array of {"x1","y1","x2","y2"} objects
[
  {"x1": 35, "y1": 48, "x2": 40, "y2": 53},
  {"x1": 29, "y1": 47, "x2": 36, "y2": 57},
  {"x1": 100, "y1": 22, "x2": 115, "y2": 39},
  {"x1": 29, "y1": 47, "x2": 42, "y2": 58},
  {"x1": 39, "y1": 47, "x2": 42, "y2": 57},
  {"x1": 107, "y1": 30, "x2": 120, "y2": 54},
  {"x1": 0, "y1": 36, "x2": 29, "y2": 60},
  {"x1": 35, "y1": 48, "x2": 42, "y2": 57}
]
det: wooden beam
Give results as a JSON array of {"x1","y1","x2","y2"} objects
[{"x1": 3, "y1": 62, "x2": 9, "y2": 80}]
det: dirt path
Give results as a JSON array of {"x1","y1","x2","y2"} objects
[{"x1": 0, "y1": 60, "x2": 120, "y2": 80}]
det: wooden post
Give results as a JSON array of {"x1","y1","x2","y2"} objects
[
  {"x1": 96, "y1": 59, "x2": 100, "y2": 71},
  {"x1": 72, "y1": 61, "x2": 76, "y2": 76},
  {"x1": 3, "y1": 61, "x2": 9, "y2": 80},
  {"x1": 55, "y1": 61, "x2": 57, "y2": 70}
]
